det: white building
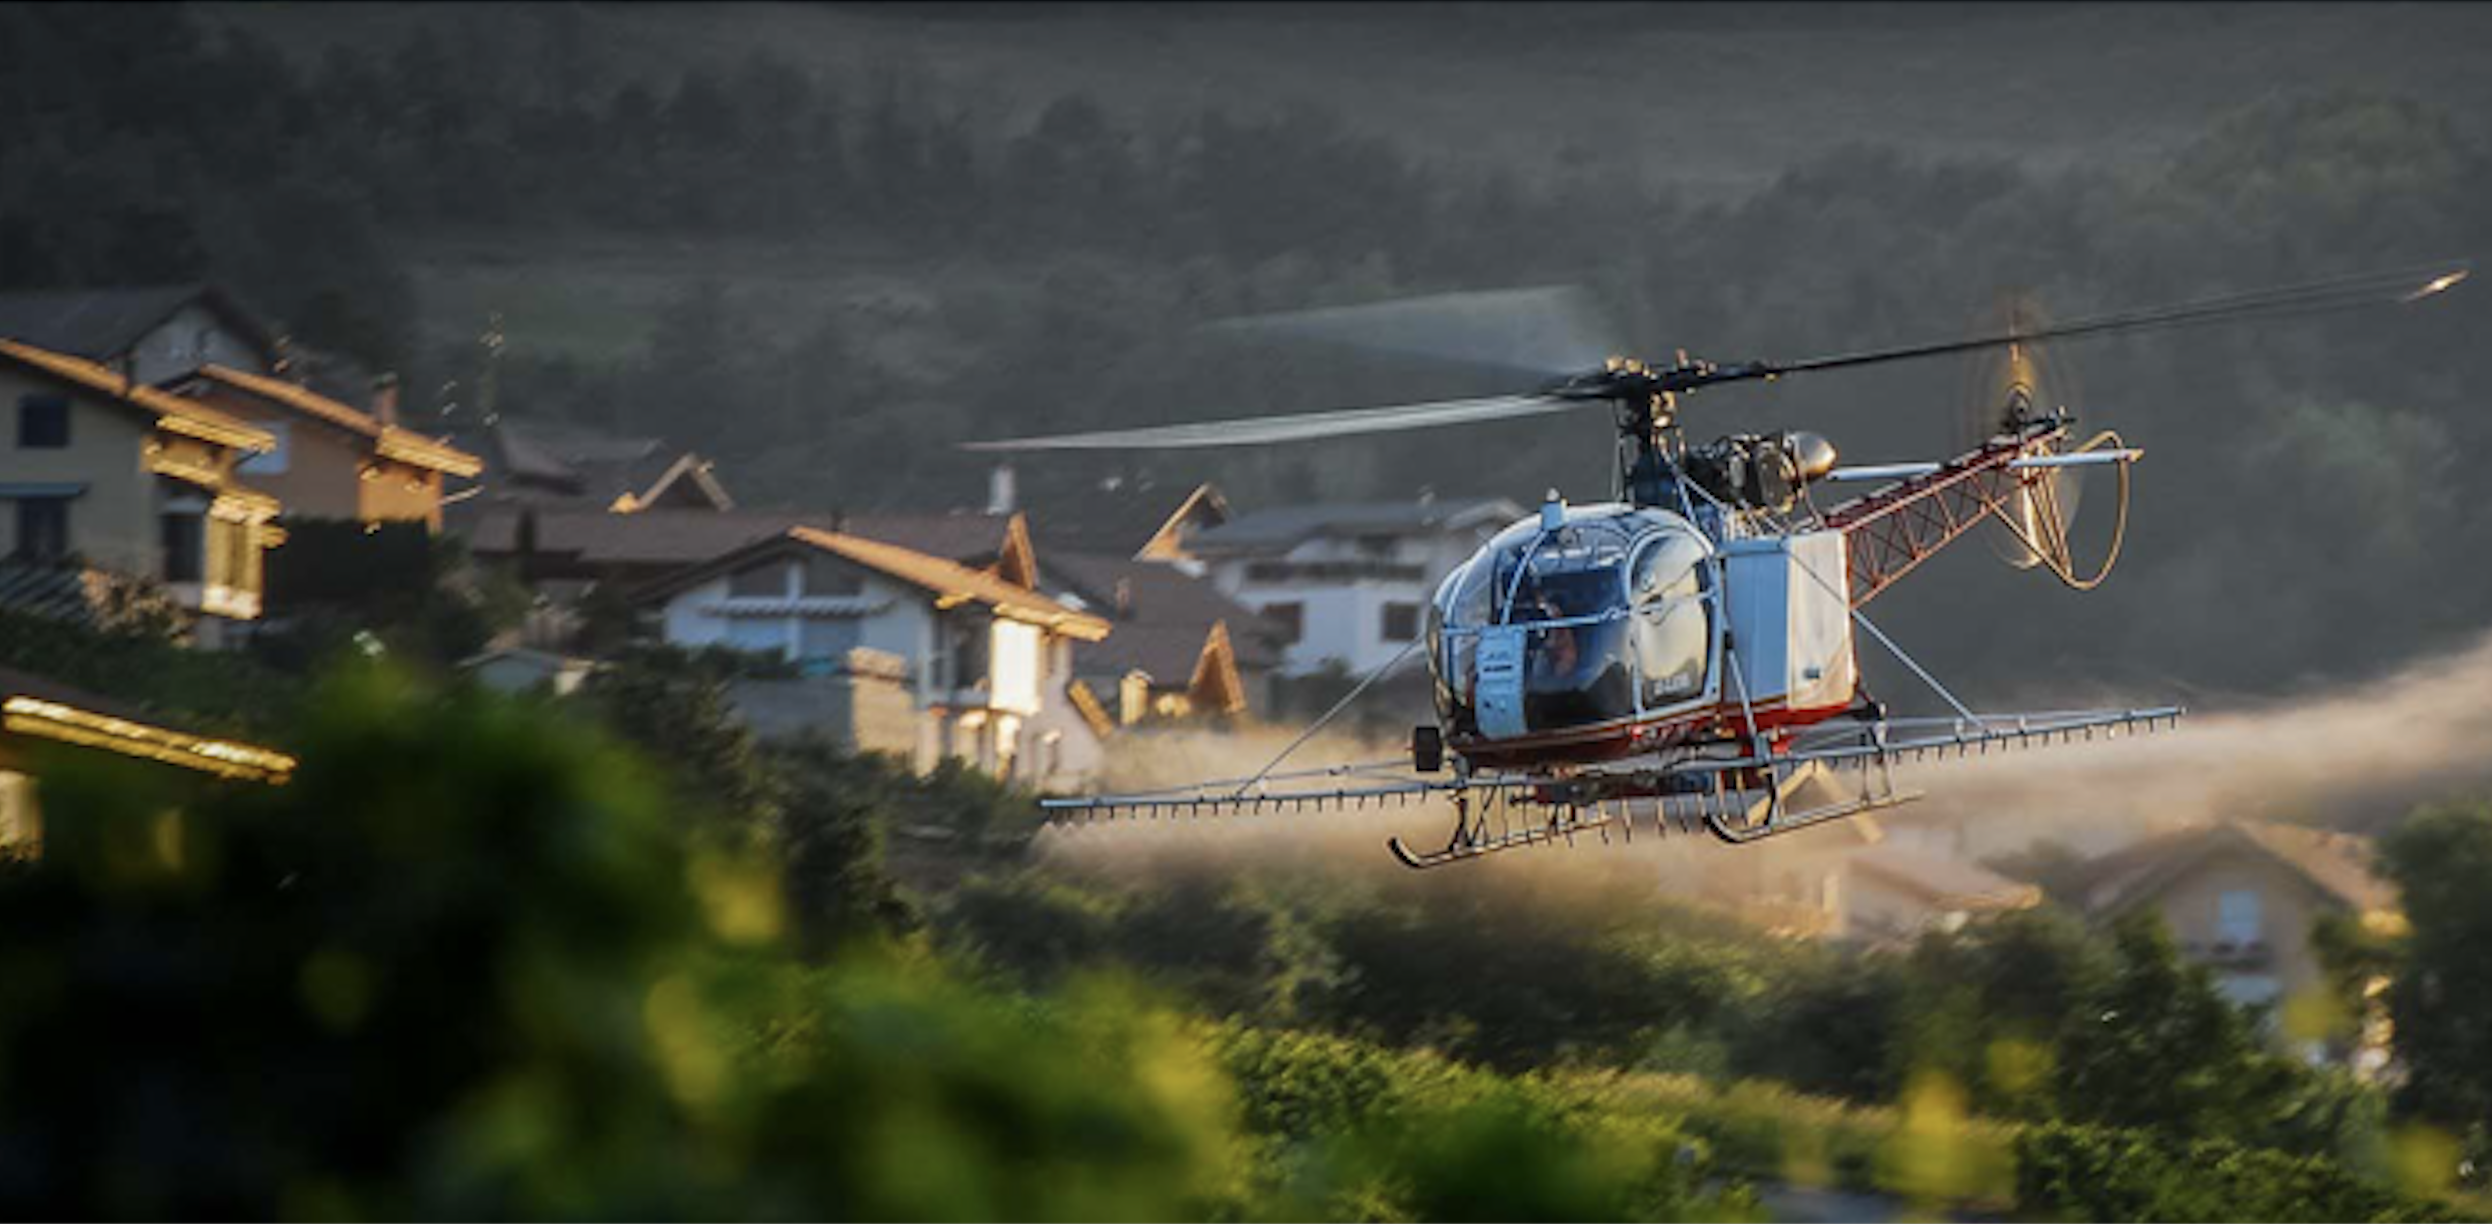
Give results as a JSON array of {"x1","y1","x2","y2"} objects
[
  {"x1": 636, "y1": 526, "x2": 1111, "y2": 789},
  {"x1": 1175, "y1": 496, "x2": 1523, "y2": 678}
]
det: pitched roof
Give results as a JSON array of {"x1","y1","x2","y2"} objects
[
  {"x1": 840, "y1": 512, "x2": 1016, "y2": 566},
  {"x1": 635, "y1": 527, "x2": 1111, "y2": 641},
  {"x1": 1045, "y1": 550, "x2": 1289, "y2": 675},
  {"x1": 177, "y1": 365, "x2": 483, "y2": 477},
  {"x1": 0, "y1": 283, "x2": 276, "y2": 365},
  {"x1": 1184, "y1": 497, "x2": 1524, "y2": 555},
  {"x1": 618, "y1": 453, "x2": 735, "y2": 511},
  {"x1": 1848, "y1": 844, "x2": 2042, "y2": 911},
  {"x1": 0, "y1": 339, "x2": 272, "y2": 452},
  {"x1": 2077, "y1": 820, "x2": 2397, "y2": 917},
  {"x1": 2232, "y1": 822, "x2": 2399, "y2": 912},
  {"x1": 470, "y1": 418, "x2": 705, "y2": 505},
  {"x1": 1009, "y1": 469, "x2": 1235, "y2": 558},
  {"x1": 462, "y1": 505, "x2": 811, "y2": 567},
  {"x1": 1136, "y1": 482, "x2": 1231, "y2": 561}
]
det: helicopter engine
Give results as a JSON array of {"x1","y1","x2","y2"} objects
[{"x1": 1681, "y1": 431, "x2": 1838, "y2": 514}]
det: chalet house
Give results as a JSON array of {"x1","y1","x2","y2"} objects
[
  {"x1": 0, "y1": 284, "x2": 280, "y2": 387},
  {"x1": 1043, "y1": 549, "x2": 1287, "y2": 726},
  {"x1": 0, "y1": 339, "x2": 282, "y2": 641},
  {"x1": 636, "y1": 527, "x2": 1110, "y2": 788},
  {"x1": 464, "y1": 504, "x2": 802, "y2": 596},
  {"x1": 1170, "y1": 495, "x2": 1524, "y2": 677},
  {"x1": 831, "y1": 478, "x2": 1288, "y2": 725},
  {"x1": 459, "y1": 417, "x2": 734, "y2": 513},
  {"x1": 167, "y1": 366, "x2": 481, "y2": 532},
  {"x1": 458, "y1": 503, "x2": 1040, "y2": 644},
  {"x1": 2074, "y1": 819, "x2": 2401, "y2": 1065},
  {"x1": 0, "y1": 666, "x2": 295, "y2": 856}
]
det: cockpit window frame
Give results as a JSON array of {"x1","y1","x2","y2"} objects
[
  {"x1": 1623, "y1": 521, "x2": 1721, "y2": 718},
  {"x1": 1430, "y1": 508, "x2": 1735, "y2": 738}
]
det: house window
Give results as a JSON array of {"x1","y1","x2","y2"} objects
[
  {"x1": 1265, "y1": 601, "x2": 1304, "y2": 645},
  {"x1": 17, "y1": 396, "x2": 69, "y2": 449},
  {"x1": 1380, "y1": 601, "x2": 1421, "y2": 642},
  {"x1": 802, "y1": 555, "x2": 863, "y2": 596},
  {"x1": 238, "y1": 421, "x2": 291, "y2": 476},
  {"x1": 161, "y1": 513, "x2": 205, "y2": 583},
  {"x1": 12, "y1": 497, "x2": 69, "y2": 561},
  {"x1": 798, "y1": 617, "x2": 859, "y2": 667},
  {"x1": 948, "y1": 618, "x2": 989, "y2": 690},
  {"x1": 2218, "y1": 889, "x2": 2262, "y2": 945},
  {"x1": 724, "y1": 618, "x2": 787, "y2": 657},
  {"x1": 727, "y1": 560, "x2": 788, "y2": 598}
]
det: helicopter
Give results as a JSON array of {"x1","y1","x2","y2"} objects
[{"x1": 965, "y1": 261, "x2": 2470, "y2": 868}]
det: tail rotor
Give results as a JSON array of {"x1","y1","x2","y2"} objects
[{"x1": 1956, "y1": 295, "x2": 2128, "y2": 589}]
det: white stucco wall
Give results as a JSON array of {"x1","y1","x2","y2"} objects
[
  {"x1": 656, "y1": 554, "x2": 1097, "y2": 785},
  {"x1": 1206, "y1": 517, "x2": 1510, "y2": 677}
]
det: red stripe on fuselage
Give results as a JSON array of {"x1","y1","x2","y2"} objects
[{"x1": 1450, "y1": 696, "x2": 1855, "y2": 771}]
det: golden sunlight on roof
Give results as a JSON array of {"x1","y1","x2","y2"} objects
[
  {"x1": 786, "y1": 527, "x2": 1111, "y2": 640},
  {"x1": 2, "y1": 696, "x2": 296, "y2": 783},
  {"x1": 192, "y1": 364, "x2": 483, "y2": 477},
  {"x1": 0, "y1": 339, "x2": 274, "y2": 452}
]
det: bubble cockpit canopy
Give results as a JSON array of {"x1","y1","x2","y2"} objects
[{"x1": 1430, "y1": 505, "x2": 1715, "y2": 736}]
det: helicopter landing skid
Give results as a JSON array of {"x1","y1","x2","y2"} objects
[
  {"x1": 1382, "y1": 704, "x2": 2176, "y2": 867},
  {"x1": 1381, "y1": 757, "x2": 1923, "y2": 867}
]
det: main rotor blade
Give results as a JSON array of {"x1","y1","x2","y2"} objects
[
  {"x1": 1203, "y1": 285, "x2": 1624, "y2": 381},
  {"x1": 1715, "y1": 260, "x2": 2470, "y2": 390},
  {"x1": 962, "y1": 393, "x2": 1583, "y2": 451}
]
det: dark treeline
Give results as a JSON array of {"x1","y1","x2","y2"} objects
[{"x1": 0, "y1": 3, "x2": 1554, "y2": 356}]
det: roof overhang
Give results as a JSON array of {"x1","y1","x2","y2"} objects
[
  {"x1": 2, "y1": 695, "x2": 295, "y2": 782},
  {"x1": 376, "y1": 428, "x2": 485, "y2": 477}
]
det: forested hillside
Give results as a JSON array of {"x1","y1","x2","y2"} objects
[{"x1": 5, "y1": 2, "x2": 2492, "y2": 703}]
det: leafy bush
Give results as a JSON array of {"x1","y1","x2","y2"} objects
[
  {"x1": 0, "y1": 605, "x2": 302, "y2": 737},
  {"x1": 2014, "y1": 1122, "x2": 2462, "y2": 1223},
  {"x1": 0, "y1": 665, "x2": 1243, "y2": 1219}
]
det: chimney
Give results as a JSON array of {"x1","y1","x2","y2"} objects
[
  {"x1": 1114, "y1": 577, "x2": 1134, "y2": 620},
  {"x1": 986, "y1": 462, "x2": 1017, "y2": 516},
  {"x1": 371, "y1": 372, "x2": 401, "y2": 428}
]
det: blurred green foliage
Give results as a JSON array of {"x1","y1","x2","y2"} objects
[
  {"x1": 0, "y1": 664, "x2": 1754, "y2": 1220},
  {"x1": 2014, "y1": 1122, "x2": 2463, "y2": 1223},
  {"x1": 0, "y1": 654, "x2": 2473, "y2": 1220},
  {"x1": 2376, "y1": 799, "x2": 2492, "y2": 1190},
  {"x1": 0, "y1": 604, "x2": 302, "y2": 738}
]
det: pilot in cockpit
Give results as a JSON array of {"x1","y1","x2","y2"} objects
[{"x1": 1529, "y1": 594, "x2": 1578, "y2": 677}]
